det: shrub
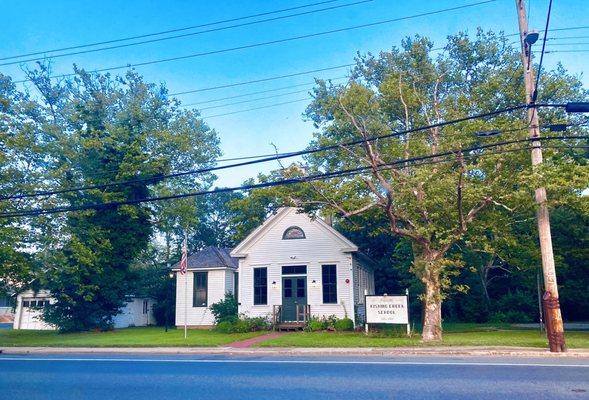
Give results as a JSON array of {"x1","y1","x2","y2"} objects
[
  {"x1": 306, "y1": 318, "x2": 326, "y2": 332},
  {"x1": 323, "y1": 315, "x2": 339, "y2": 331},
  {"x1": 210, "y1": 293, "x2": 238, "y2": 324},
  {"x1": 231, "y1": 319, "x2": 251, "y2": 333},
  {"x1": 214, "y1": 315, "x2": 271, "y2": 333},
  {"x1": 243, "y1": 316, "x2": 271, "y2": 331},
  {"x1": 489, "y1": 310, "x2": 533, "y2": 323},
  {"x1": 490, "y1": 290, "x2": 536, "y2": 323},
  {"x1": 334, "y1": 318, "x2": 354, "y2": 331},
  {"x1": 215, "y1": 320, "x2": 234, "y2": 333},
  {"x1": 305, "y1": 315, "x2": 353, "y2": 332}
]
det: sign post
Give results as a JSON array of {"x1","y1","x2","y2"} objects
[
  {"x1": 365, "y1": 292, "x2": 410, "y2": 336},
  {"x1": 364, "y1": 289, "x2": 369, "y2": 335},
  {"x1": 405, "y1": 288, "x2": 410, "y2": 336}
]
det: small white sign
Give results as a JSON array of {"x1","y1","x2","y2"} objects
[{"x1": 366, "y1": 295, "x2": 409, "y2": 324}]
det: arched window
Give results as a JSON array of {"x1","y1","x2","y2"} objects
[{"x1": 282, "y1": 226, "x2": 306, "y2": 240}]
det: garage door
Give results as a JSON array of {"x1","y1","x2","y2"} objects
[{"x1": 17, "y1": 299, "x2": 54, "y2": 330}]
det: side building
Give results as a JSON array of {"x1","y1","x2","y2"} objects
[
  {"x1": 172, "y1": 247, "x2": 237, "y2": 328},
  {"x1": 13, "y1": 290, "x2": 155, "y2": 330}
]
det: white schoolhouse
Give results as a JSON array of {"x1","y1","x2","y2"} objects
[{"x1": 174, "y1": 207, "x2": 375, "y2": 328}]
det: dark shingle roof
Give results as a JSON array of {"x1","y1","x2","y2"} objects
[{"x1": 172, "y1": 246, "x2": 238, "y2": 270}]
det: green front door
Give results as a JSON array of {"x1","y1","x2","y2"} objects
[{"x1": 281, "y1": 277, "x2": 307, "y2": 322}]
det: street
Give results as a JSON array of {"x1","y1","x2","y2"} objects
[{"x1": 1, "y1": 353, "x2": 588, "y2": 399}]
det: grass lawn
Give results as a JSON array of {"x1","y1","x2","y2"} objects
[
  {"x1": 258, "y1": 323, "x2": 589, "y2": 348},
  {"x1": 2, "y1": 323, "x2": 588, "y2": 349},
  {"x1": 0, "y1": 326, "x2": 266, "y2": 347}
]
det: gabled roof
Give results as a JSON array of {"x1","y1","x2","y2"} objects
[
  {"x1": 171, "y1": 246, "x2": 238, "y2": 270},
  {"x1": 231, "y1": 207, "x2": 358, "y2": 257}
]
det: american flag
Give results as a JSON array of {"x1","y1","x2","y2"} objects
[{"x1": 179, "y1": 236, "x2": 188, "y2": 275}]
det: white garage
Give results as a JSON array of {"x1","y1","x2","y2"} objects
[
  {"x1": 13, "y1": 290, "x2": 155, "y2": 330},
  {"x1": 13, "y1": 290, "x2": 55, "y2": 330}
]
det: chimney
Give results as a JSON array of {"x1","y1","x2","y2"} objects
[{"x1": 324, "y1": 214, "x2": 333, "y2": 226}]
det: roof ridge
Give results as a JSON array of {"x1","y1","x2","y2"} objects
[{"x1": 211, "y1": 246, "x2": 228, "y2": 267}]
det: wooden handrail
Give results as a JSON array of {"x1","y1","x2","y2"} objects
[
  {"x1": 272, "y1": 305, "x2": 282, "y2": 327},
  {"x1": 295, "y1": 304, "x2": 311, "y2": 323}
]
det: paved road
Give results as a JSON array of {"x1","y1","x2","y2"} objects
[{"x1": 1, "y1": 353, "x2": 588, "y2": 400}]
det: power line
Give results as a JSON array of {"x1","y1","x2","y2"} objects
[
  {"x1": 545, "y1": 49, "x2": 589, "y2": 53},
  {"x1": 542, "y1": 42, "x2": 589, "y2": 46},
  {"x1": 532, "y1": 0, "x2": 552, "y2": 103},
  {"x1": 0, "y1": 0, "x2": 346, "y2": 62},
  {"x1": 550, "y1": 25, "x2": 589, "y2": 33},
  {"x1": 548, "y1": 35, "x2": 589, "y2": 40},
  {"x1": 180, "y1": 77, "x2": 347, "y2": 107},
  {"x1": 196, "y1": 89, "x2": 313, "y2": 111},
  {"x1": 1, "y1": 135, "x2": 585, "y2": 219},
  {"x1": 202, "y1": 98, "x2": 311, "y2": 119},
  {"x1": 0, "y1": 0, "x2": 373, "y2": 67},
  {"x1": 0, "y1": 103, "x2": 558, "y2": 202},
  {"x1": 170, "y1": 64, "x2": 354, "y2": 96},
  {"x1": 504, "y1": 25, "x2": 589, "y2": 37},
  {"x1": 13, "y1": 0, "x2": 497, "y2": 84}
]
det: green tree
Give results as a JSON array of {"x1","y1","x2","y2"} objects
[
  {"x1": 0, "y1": 73, "x2": 48, "y2": 294},
  {"x1": 300, "y1": 32, "x2": 587, "y2": 340},
  {"x1": 238, "y1": 31, "x2": 587, "y2": 341},
  {"x1": 191, "y1": 191, "x2": 244, "y2": 249},
  {"x1": 4, "y1": 67, "x2": 221, "y2": 331}
]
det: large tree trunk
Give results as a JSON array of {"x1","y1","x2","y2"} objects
[
  {"x1": 414, "y1": 250, "x2": 444, "y2": 342},
  {"x1": 422, "y1": 270, "x2": 443, "y2": 341}
]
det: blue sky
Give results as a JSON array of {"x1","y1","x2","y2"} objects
[{"x1": 1, "y1": 0, "x2": 587, "y2": 187}]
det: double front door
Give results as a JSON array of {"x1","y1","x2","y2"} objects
[{"x1": 281, "y1": 277, "x2": 307, "y2": 322}]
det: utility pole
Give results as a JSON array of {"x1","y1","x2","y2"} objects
[{"x1": 515, "y1": 0, "x2": 565, "y2": 352}]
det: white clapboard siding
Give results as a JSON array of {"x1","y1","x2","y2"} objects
[
  {"x1": 225, "y1": 269, "x2": 235, "y2": 295},
  {"x1": 175, "y1": 268, "x2": 234, "y2": 327},
  {"x1": 113, "y1": 298, "x2": 155, "y2": 328},
  {"x1": 233, "y1": 208, "x2": 360, "y2": 324}
]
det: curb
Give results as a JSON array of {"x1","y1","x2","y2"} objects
[{"x1": 2, "y1": 346, "x2": 589, "y2": 358}]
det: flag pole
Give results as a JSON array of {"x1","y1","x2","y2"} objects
[{"x1": 184, "y1": 231, "x2": 188, "y2": 340}]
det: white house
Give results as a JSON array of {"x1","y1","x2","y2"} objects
[
  {"x1": 13, "y1": 289, "x2": 155, "y2": 330},
  {"x1": 174, "y1": 207, "x2": 375, "y2": 328}
]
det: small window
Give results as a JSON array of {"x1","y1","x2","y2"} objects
[
  {"x1": 296, "y1": 278, "x2": 305, "y2": 298},
  {"x1": 193, "y1": 272, "x2": 208, "y2": 307},
  {"x1": 282, "y1": 226, "x2": 306, "y2": 240},
  {"x1": 22, "y1": 300, "x2": 30, "y2": 308},
  {"x1": 322, "y1": 264, "x2": 337, "y2": 304},
  {"x1": 281, "y1": 265, "x2": 307, "y2": 275},
  {"x1": 284, "y1": 279, "x2": 292, "y2": 298},
  {"x1": 234, "y1": 272, "x2": 239, "y2": 301},
  {"x1": 253, "y1": 268, "x2": 268, "y2": 305},
  {"x1": 143, "y1": 300, "x2": 148, "y2": 314}
]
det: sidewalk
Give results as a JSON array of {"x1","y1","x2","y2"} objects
[
  {"x1": 225, "y1": 332, "x2": 286, "y2": 348},
  {"x1": 2, "y1": 345, "x2": 589, "y2": 357}
]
